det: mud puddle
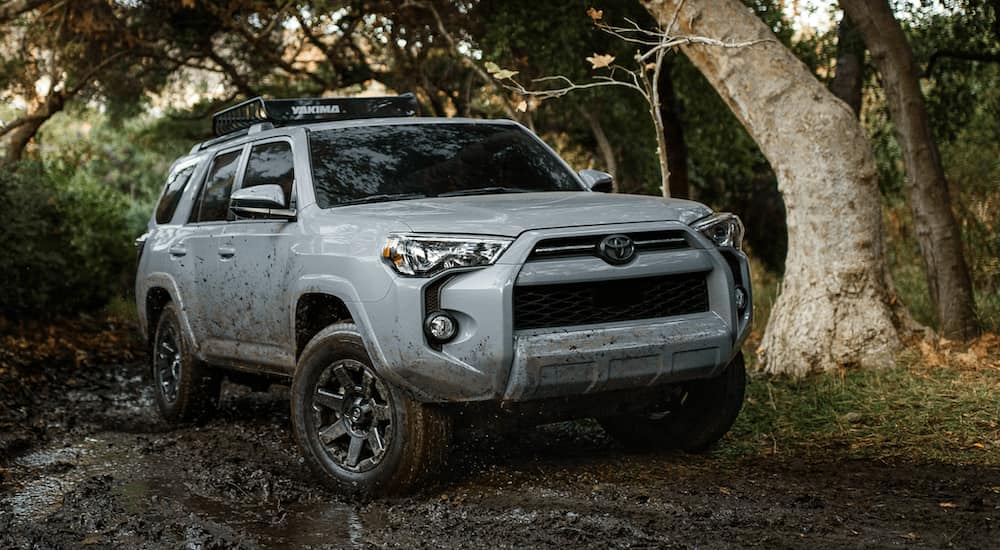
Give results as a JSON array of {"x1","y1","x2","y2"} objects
[
  {"x1": 3, "y1": 430, "x2": 381, "y2": 547},
  {"x1": 2, "y1": 360, "x2": 999, "y2": 548}
]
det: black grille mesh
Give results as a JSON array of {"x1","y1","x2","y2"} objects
[{"x1": 513, "y1": 272, "x2": 709, "y2": 330}]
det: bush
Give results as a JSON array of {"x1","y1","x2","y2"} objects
[{"x1": 0, "y1": 162, "x2": 134, "y2": 316}]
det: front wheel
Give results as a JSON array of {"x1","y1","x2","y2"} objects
[
  {"x1": 290, "y1": 324, "x2": 451, "y2": 497},
  {"x1": 598, "y1": 352, "x2": 747, "y2": 453}
]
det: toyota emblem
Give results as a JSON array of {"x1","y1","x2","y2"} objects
[{"x1": 598, "y1": 234, "x2": 636, "y2": 265}]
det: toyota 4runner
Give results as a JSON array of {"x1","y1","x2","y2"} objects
[{"x1": 135, "y1": 94, "x2": 752, "y2": 497}]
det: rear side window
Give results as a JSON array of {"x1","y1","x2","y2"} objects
[
  {"x1": 194, "y1": 150, "x2": 242, "y2": 222},
  {"x1": 243, "y1": 141, "x2": 294, "y2": 207},
  {"x1": 155, "y1": 165, "x2": 196, "y2": 224}
]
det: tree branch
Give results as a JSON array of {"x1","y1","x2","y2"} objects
[
  {"x1": 0, "y1": 114, "x2": 42, "y2": 138},
  {"x1": 400, "y1": 0, "x2": 521, "y2": 120},
  {"x1": 0, "y1": 0, "x2": 47, "y2": 24},
  {"x1": 924, "y1": 49, "x2": 1000, "y2": 77}
]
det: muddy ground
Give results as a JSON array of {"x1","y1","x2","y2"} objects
[{"x1": 1, "y1": 358, "x2": 997, "y2": 549}]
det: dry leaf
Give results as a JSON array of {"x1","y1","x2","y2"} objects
[
  {"x1": 719, "y1": 487, "x2": 732, "y2": 495},
  {"x1": 938, "y1": 502, "x2": 958, "y2": 508},
  {"x1": 484, "y1": 61, "x2": 518, "y2": 80},
  {"x1": 972, "y1": 442, "x2": 986, "y2": 449},
  {"x1": 587, "y1": 7, "x2": 603, "y2": 21},
  {"x1": 493, "y1": 69, "x2": 518, "y2": 80},
  {"x1": 586, "y1": 53, "x2": 615, "y2": 69},
  {"x1": 516, "y1": 100, "x2": 528, "y2": 112}
]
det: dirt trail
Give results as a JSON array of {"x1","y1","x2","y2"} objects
[{"x1": 1, "y1": 360, "x2": 997, "y2": 549}]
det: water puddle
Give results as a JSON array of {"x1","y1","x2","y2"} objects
[
  {"x1": 2, "y1": 433, "x2": 381, "y2": 547},
  {"x1": 4, "y1": 439, "x2": 106, "y2": 520},
  {"x1": 113, "y1": 476, "x2": 369, "y2": 546}
]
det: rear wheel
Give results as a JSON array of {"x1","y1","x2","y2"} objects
[
  {"x1": 291, "y1": 324, "x2": 450, "y2": 497},
  {"x1": 598, "y1": 352, "x2": 746, "y2": 452},
  {"x1": 151, "y1": 303, "x2": 221, "y2": 422}
]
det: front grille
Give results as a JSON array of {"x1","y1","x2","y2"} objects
[
  {"x1": 513, "y1": 272, "x2": 709, "y2": 330},
  {"x1": 528, "y1": 230, "x2": 689, "y2": 261}
]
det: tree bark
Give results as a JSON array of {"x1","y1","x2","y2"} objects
[
  {"x1": 841, "y1": 0, "x2": 979, "y2": 340},
  {"x1": 644, "y1": 0, "x2": 900, "y2": 374},
  {"x1": 658, "y1": 61, "x2": 691, "y2": 199},
  {"x1": 2, "y1": 92, "x2": 63, "y2": 165},
  {"x1": 580, "y1": 107, "x2": 619, "y2": 192},
  {"x1": 829, "y1": 14, "x2": 865, "y2": 115}
]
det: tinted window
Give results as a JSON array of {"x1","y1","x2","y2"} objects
[
  {"x1": 309, "y1": 123, "x2": 581, "y2": 207},
  {"x1": 243, "y1": 141, "x2": 294, "y2": 206},
  {"x1": 195, "y1": 150, "x2": 242, "y2": 222},
  {"x1": 155, "y1": 164, "x2": 195, "y2": 224}
]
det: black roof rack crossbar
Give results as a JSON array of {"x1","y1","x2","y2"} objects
[{"x1": 211, "y1": 93, "x2": 419, "y2": 137}]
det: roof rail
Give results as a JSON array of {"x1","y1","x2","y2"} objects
[{"x1": 211, "y1": 93, "x2": 419, "y2": 137}]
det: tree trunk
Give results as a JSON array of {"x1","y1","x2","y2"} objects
[
  {"x1": 829, "y1": 14, "x2": 865, "y2": 115},
  {"x1": 644, "y1": 0, "x2": 900, "y2": 374},
  {"x1": 2, "y1": 92, "x2": 63, "y2": 165},
  {"x1": 580, "y1": 107, "x2": 619, "y2": 192},
  {"x1": 841, "y1": 0, "x2": 979, "y2": 340},
  {"x1": 658, "y1": 61, "x2": 691, "y2": 199}
]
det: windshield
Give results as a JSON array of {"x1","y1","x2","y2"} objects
[{"x1": 309, "y1": 123, "x2": 582, "y2": 207}]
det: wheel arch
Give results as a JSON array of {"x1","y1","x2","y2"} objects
[
  {"x1": 288, "y1": 277, "x2": 382, "y2": 364},
  {"x1": 294, "y1": 292, "x2": 355, "y2": 359},
  {"x1": 139, "y1": 273, "x2": 199, "y2": 355}
]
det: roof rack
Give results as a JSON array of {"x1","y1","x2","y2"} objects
[{"x1": 211, "y1": 93, "x2": 419, "y2": 137}]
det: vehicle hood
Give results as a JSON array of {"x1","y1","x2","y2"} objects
[{"x1": 322, "y1": 192, "x2": 712, "y2": 237}]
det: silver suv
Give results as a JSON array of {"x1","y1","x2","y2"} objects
[{"x1": 136, "y1": 95, "x2": 752, "y2": 497}]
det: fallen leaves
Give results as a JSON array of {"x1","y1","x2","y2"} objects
[
  {"x1": 587, "y1": 7, "x2": 603, "y2": 22},
  {"x1": 0, "y1": 314, "x2": 141, "y2": 374},
  {"x1": 915, "y1": 331, "x2": 1000, "y2": 372}
]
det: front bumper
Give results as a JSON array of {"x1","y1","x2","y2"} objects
[{"x1": 363, "y1": 221, "x2": 752, "y2": 403}]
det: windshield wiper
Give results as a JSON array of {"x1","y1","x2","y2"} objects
[
  {"x1": 437, "y1": 186, "x2": 534, "y2": 197},
  {"x1": 336, "y1": 193, "x2": 426, "y2": 206}
]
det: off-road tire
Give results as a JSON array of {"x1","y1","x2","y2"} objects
[
  {"x1": 151, "y1": 303, "x2": 222, "y2": 422},
  {"x1": 598, "y1": 352, "x2": 747, "y2": 453},
  {"x1": 291, "y1": 323, "x2": 451, "y2": 498}
]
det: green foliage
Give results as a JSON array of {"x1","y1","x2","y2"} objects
[{"x1": 0, "y1": 162, "x2": 133, "y2": 315}]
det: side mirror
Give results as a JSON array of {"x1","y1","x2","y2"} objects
[
  {"x1": 230, "y1": 184, "x2": 296, "y2": 220},
  {"x1": 578, "y1": 169, "x2": 614, "y2": 193}
]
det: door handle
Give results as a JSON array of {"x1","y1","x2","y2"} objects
[
  {"x1": 169, "y1": 245, "x2": 187, "y2": 257},
  {"x1": 218, "y1": 246, "x2": 236, "y2": 259}
]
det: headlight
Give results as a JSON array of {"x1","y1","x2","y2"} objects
[
  {"x1": 382, "y1": 233, "x2": 513, "y2": 277},
  {"x1": 692, "y1": 213, "x2": 744, "y2": 251}
]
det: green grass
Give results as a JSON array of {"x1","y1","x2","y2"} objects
[{"x1": 721, "y1": 350, "x2": 1000, "y2": 465}]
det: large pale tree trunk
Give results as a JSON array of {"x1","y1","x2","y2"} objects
[
  {"x1": 840, "y1": 0, "x2": 979, "y2": 340},
  {"x1": 644, "y1": 0, "x2": 900, "y2": 374}
]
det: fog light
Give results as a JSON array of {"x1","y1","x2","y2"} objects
[
  {"x1": 424, "y1": 311, "x2": 458, "y2": 343},
  {"x1": 735, "y1": 286, "x2": 747, "y2": 311}
]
